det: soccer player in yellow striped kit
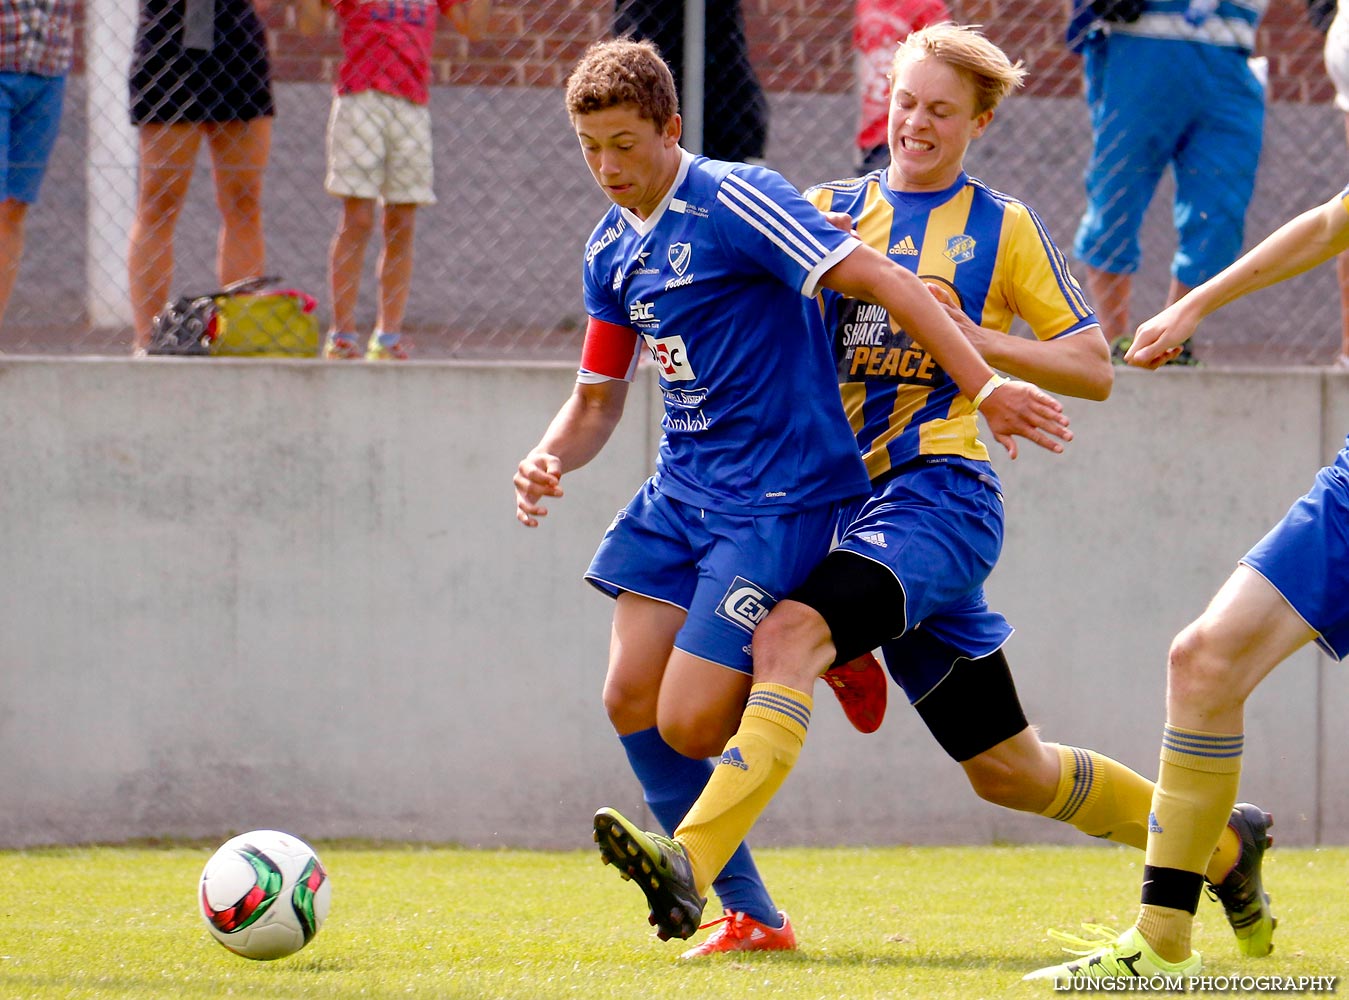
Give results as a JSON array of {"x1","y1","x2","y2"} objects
[{"x1": 593, "y1": 23, "x2": 1275, "y2": 963}]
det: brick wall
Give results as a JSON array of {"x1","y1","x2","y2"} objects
[{"x1": 261, "y1": 0, "x2": 1332, "y2": 103}]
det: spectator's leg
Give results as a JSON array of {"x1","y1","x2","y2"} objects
[
  {"x1": 1083, "y1": 266, "x2": 1132, "y2": 346},
  {"x1": 1170, "y1": 54, "x2": 1263, "y2": 297},
  {"x1": 206, "y1": 117, "x2": 272, "y2": 286},
  {"x1": 376, "y1": 202, "x2": 417, "y2": 336},
  {"x1": 128, "y1": 123, "x2": 202, "y2": 350},
  {"x1": 330, "y1": 197, "x2": 376, "y2": 337},
  {"x1": 0, "y1": 198, "x2": 28, "y2": 331}
]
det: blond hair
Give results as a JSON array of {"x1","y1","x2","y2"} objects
[
  {"x1": 565, "y1": 38, "x2": 679, "y2": 128},
  {"x1": 893, "y1": 23, "x2": 1027, "y2": 115}
]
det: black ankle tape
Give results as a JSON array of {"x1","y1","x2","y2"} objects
[{"x1": 1141, "y1": 865, "x2": 1204, "y2": 915}]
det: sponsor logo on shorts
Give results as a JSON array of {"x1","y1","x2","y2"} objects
[
  {"x1": 716, "y1": 576, "x2": 775, "y2": 633},
  {"x1": 857, "y1": 531, "x2": 888, "y2": 548}
]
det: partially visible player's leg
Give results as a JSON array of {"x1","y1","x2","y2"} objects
[
  {"x1": 1139, "y1": 566, "x2": 1311, "y2": 963},
  {"x1": 593, "y1": 492, "x2": 831, "y2": 942},
  {"x1": 673, "y1": 594, "x2": 837, "y2": 895},
  {"x1": 1139, "y1": 444, "x2": 1349, "y2": 967}
]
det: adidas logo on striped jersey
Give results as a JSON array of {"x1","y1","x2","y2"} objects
[{"x1": 889, "y1": 235, "x2": 918, "y2": 256}]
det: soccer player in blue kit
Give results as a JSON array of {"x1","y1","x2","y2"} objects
[
  {"x1": 1026, "y1": 187, "x2": 1349, "y2": 981},
  {"x1": 513, "y1": 37, "x2": 1070, "y2": 957},
  {"x1": 590, "y1": 24, "x2": 1275, "y2": 959}
]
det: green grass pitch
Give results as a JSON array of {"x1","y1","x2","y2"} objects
[{"x1": 1, "y1": 843, "x2": 1344, "y2": 998}]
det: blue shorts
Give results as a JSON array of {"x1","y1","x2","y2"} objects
[
  {"x1": 0, "y1": 73, "x2": 66, "y2": 204},
  {"x1": 1075, "y1": 33, "x2": 1264, "y2": 286},
  {"x1": 1240, "y1": 437, "x2": 1349, "y2": 661},
  {"x1": 585, "y1": 479, "x2": 841, "y2": 672},
  {"x1": 834, "y1": 460, "x2": 1013, "y2": 702}
]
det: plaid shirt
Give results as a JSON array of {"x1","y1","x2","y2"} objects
[{"x1": 0, "y1": 0, "x2": 76, "y2": 77}]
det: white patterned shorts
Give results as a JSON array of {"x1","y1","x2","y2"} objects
[{"x1": 325, "y1": 90, "x2": 435, "y2": 205}]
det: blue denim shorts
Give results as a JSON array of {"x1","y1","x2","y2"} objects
[{"x1": 0, "y1": 72, "x2": 66, "y2": 204}]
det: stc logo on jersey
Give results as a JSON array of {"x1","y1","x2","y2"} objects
[
  {"x1": 629, "y1": 299, "x2": 656, "y2": 325},
  {"x1": 643, "y1": 333, "x2": 696, "y2": 382},
  {"x1": 716, "y1": 576, "x2": 775, "y2": 634}
]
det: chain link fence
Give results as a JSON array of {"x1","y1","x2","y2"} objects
[{"x1": 5, "y1": 0, "x2": 1345, "y2": 364}]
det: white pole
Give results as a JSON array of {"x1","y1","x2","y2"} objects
[
  {"x1": 682, "y1": 0, "x2": 704, "y2": 155},
  {"x1": 85, "y1": 0, "x2": 138, "y2": 329}
]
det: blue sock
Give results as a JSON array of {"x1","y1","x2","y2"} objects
[{"x1": 618, "y1": 726, "x2": 779, "y2": 926}]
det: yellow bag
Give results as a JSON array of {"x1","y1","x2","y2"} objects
[{"x1": 209, "y1": 285, "x2": 321, "y2": 358}]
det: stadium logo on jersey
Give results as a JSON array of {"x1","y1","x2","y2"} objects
[
  {"x1": 943, "y1": 234, "x2": 976, "y2": 264},
  {"x1": 668, "y1": 242, "x2": 692, "y2": 276},
  {"x1": 889, "y1": 235, "x2": 918, "y2": 256},
  {"x1": 643, "y1": 333, "x2": 696, "y2": 381},
  {"x1": 716, "y1": 576, "x2": 775, "y2": 634},
  {"x1": 585, "y1": 219, "x2": 627, "y2": 263}
]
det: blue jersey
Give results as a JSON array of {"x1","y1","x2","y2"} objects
[
  {"x1": 807, "y1": 170, "x2": 1096, "y2": 482},
  {"x1": 582, "y1": 151, "x2": 871, "y2": 514}
]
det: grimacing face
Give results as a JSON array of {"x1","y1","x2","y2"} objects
[
  {"x1": 575, "y1": 104, "x2": 682, "y2": 220},
  {"x1": 886, "y1": 54, "x2": 993, "y2": 193}
]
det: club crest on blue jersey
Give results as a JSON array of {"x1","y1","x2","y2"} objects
[
  {"x1": 668, "y1": 242, "x2": 692, "y2": 276},
  {"x1": 944, "y1": 234, "x2": 976, "y2": 264},
  {"x1": 715, "y1": 576, "x2": 775, "y2": 633}
]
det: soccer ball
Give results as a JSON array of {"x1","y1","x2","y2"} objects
[{"x1": 199, "y1": 830, "x2": 331, "y2": 960}]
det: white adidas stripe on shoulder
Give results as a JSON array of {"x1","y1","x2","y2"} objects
[{"x1": 716, "y1": 172, "x2": 831, "y2": 271}]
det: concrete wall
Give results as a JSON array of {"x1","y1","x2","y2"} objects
[{"x1": 1, "y1": 358, "x2": 1343, "y2": 849}]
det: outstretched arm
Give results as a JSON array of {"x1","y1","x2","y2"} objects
[
  {"x1": 821, "y1": 244, "x2": 1072, "y2": 459},
  {"x1": 945, "y1": 307, "x2": 1113, "y2": 401},
  {"x1": 1127, "y1": 193, "x2": 1349, "y2": 368},
  {"x1": 514, "y1": 379, "x2": 629, "y2": 527}
]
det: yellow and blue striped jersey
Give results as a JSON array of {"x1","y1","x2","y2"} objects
[{"x1": 806, "y1": 170, "x2": 1096, "y2": 481}]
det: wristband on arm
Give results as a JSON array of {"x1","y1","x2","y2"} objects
[{"x1": 970, "y1": 374, "x2": 1010, "y2": 411}]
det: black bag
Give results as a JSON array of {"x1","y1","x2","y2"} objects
[{"x1": 1091, "y1": 0, "x2": 1146, "y2": 23}]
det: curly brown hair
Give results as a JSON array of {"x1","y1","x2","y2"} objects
[{"x1": 565, "y1": 38, "x2": 679, "y2": 128}]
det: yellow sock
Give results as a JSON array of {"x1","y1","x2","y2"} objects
[
  {"x1": 675, "y1": 683, "x2": 811, "y2": 894},
  {"x1": 1139, "y1": 725, "x2": 1243, "y2": 962},
  {"x1": 1041, "y1": 744, "x2": 1241, "y2": 880},
  {"x1": 1042, "y1": 744, "x2": 1153, "y2": 849}
]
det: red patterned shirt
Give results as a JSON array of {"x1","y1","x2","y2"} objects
[
  {"x1": 0, "y1": 0, "x2": 76, "y2": 77},
  {"x1": 332, "y1": 0, "x2": 463, "y2": 106}
]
